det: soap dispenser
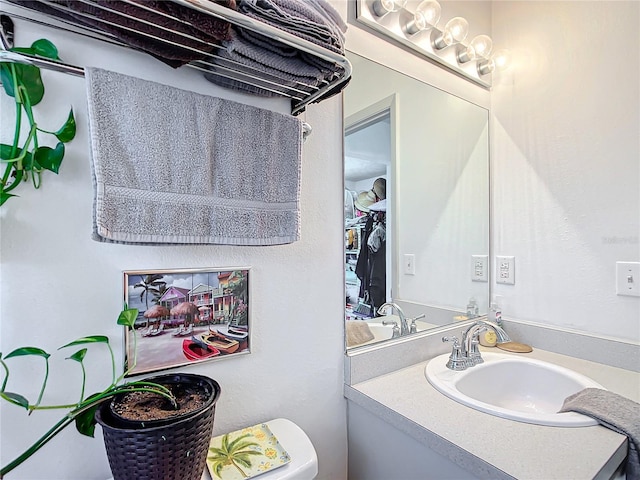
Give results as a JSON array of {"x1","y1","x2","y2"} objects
[{"x1": 466, "y1": 297, "x2": 478, "y2": 318}]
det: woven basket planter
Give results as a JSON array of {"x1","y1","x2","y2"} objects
[{"x1": 95, "y1": 373, "x2": 221, "y2": 480}]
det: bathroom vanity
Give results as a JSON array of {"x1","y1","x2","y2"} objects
[{"x1": 344, "y1": 329, "x2": 638, "y2": 480}]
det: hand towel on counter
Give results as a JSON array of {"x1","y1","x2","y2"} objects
[
  {"x1": 346, "y1": 321, "x2": 375, "y2": 348},
  {"x1": 560, "y1": 388, "x2": 640, "y2": 479},
  {"x1": 85, "y1": 67, "x2": 303, "y2": 246},
  {"x1": 9, "y1": 0, "x2": 236, "y2": 68}
]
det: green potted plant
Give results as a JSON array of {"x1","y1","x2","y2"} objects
[
  {"x1": 0, "y1": 36, "x2": 76, "y2": 206},
  {"x1": 0, "y1": 307, "x2": 221, "y2": 480}
]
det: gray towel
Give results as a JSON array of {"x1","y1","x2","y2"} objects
[
  {"x1": 9, "y1": 0, "x2": 236, "y2": 68},
  {"x1": 238, "y1": 0, "x2": 346, "y2": 54},
  {"x1": 205, "y1": 28, "x2": 328, "y2": 97},
  {"x1": 85, "y1": 67, "x2": 303, "y2": 245},
  {"x1": 560, "y1": 388, "x2": 640, "y2": 479},
  {"x1": 204, "y1": 0, "x2": 347, "y2": 98}
]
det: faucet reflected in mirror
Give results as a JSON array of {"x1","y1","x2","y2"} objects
[{"x1": 344, "y1": 51, "x2": 490, "y2": 350}]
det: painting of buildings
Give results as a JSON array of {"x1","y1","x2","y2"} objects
[{"x1": 123, "y1": 268, "x2": 250, "y2": 375}]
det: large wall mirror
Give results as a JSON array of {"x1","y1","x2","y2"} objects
[{"x1": 344, "y1": 51, "x2": 490, "y2": 350}]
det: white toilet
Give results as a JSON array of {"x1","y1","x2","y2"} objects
[
  {"x1": 109, "y1": 418, "x2": 317, "y2": 480},
  {"x1": 251, "y1": 418, "x2": 318, "y2": 480},
  {"x1": 202, "y1": 418, "x2": 318, "y2": 480}
]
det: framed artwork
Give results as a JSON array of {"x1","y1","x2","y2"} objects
[{"x1": 123, "y1": 267, "x2": 250, "y2": 376}]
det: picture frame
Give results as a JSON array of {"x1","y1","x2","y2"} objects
[{"x1": 123, "y1": 267, "x2": 250, "y2": 376}]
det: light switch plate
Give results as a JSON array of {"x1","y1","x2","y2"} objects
[
  {"x1": 404, "y1": 254, "x2": 416, "y2": 275},
  {"x1": 496, "y1": 256, "x2": 515, "y2": 285},
  {"x1": 616, "y1": 262, "x2": 640, "y2": 297}
]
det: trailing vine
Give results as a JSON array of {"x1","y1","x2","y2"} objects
[
  {"x1": 0, "y1": 38, "x2": 76, "y2": 206},
  {"x1": 0, "y1": 308, "x2": 178, "y2": 478}
]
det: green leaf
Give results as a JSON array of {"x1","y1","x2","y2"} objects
[
  {"x1": 1, "y1": 145, "x2": 33, "y2": 171},
  {"x1": 55, "y1": 109, "x2": 76, "y2": 143},
  {"x1": 0, "y1": 64, "x2": 15, "y2": 98},
  {"x1": 75, "y1": 404, "x2": 99, "y2": 437},
  {"x1": 4, "y1": 347, "x2": 50, "y2": 360},
  {"x1": 118, "y1": 308, "x2": 139, "y2": 328},
  {"x1": 0, "y1": 391, "x2": 30, "y2": 409},
  {"x1": 0, "y1": 144, "x2": 19, "y2": 161},
  {"x1": 59, "y1": 335, "x2": 109, "y2": 350},
  {"x1": 10, "y1": 65, "x2": 45, "y2": 105},
  {"x1": 10, "y1": 47, "x2": 38, "y2": 56},
  {"x1": 30, "y1": 39, "x2": 60, "y2": 60},
  {"x1": 33, "y1": 143, "x2": 64, "y2": 174},
  {"x1": 10, "y1": 42, "x2": 59, "y2": 60},
  {"x1": 0, "y1": 190, "x2": 17, "y2": 206},
  {"x1": 66, "y1": 349, "x2": 87, "y2": 363}
]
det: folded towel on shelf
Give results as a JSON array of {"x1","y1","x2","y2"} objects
[
  {"x1": 10, "y1": 0, "x2": 236, "y2": 68},
  {"x1": 559, "y1": 388, "x2": 640, "y2": 479},
  {"x1": 204, "y1": 0, "x2": 348, "y2": 99},
  {"x1": 204, "y1": 28, "x2": 329, "y2": 97},
  {"x1": 85, "y1": 67, "x2": 303, "y2": 245},
  {"x1": 238, "y1": 0, "x2": 346, "y2": 54},
  {"x1": 346, "y1": 321, "x2": 375, "y2": 348}
]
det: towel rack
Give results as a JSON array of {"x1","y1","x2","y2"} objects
[
  {"x1": 0, "y1": 0, "x2": 352, "y2": 117},
  {"x1": 0, "y1": 48, "x2": 313, "y2": 142}
]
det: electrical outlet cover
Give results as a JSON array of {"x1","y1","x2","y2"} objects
[
  {"x1": 471, "y1": 255, "x2": 488, "y2": 282},
  {"x1": 496, "y1": 256, "x2": 515, "y2": 285}
]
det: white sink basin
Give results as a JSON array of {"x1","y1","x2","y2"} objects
[
  {"x1": 425, "y1": 352, "x2": 605, "y2": 427},
  {"x1": 366, "y1": 322, "x2": 395, "y2": 342},
  {"x1": 350, "y1": 317, "x2": 442, "y2": 347}
]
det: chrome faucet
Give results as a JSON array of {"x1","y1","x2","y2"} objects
[
  {"x1": 377, "y1": 302, "x2": 426, "y2": 337},
  {"x1": 442, "y1": 319, "x2": 511, "y2": 370},
  {"x1": 378, "y1": 302, "x2": 410, "y2": 336}
]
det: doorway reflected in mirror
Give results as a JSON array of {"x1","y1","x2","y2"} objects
[{"x1": 345, "y1": 111, "x2": 390, "y2": 322}]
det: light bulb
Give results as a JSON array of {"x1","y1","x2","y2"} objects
[
  {"x1": 405, "y1": 0, "x2": 441, "y2": 35},
  {"x1": 477, "y1": 49, "x2": 510, "y2": 76},
  {"x1": 433, "y1": 16, "x2": 469, "y2": 49},
  {"x1": 372, "y1": 0, "x2": 408, "y2": 16},
  {"x1": 492, "y1": 49, "x2": 511, "y2": 70},
  {"x1": 457, "y1": 34, "x2": 492, "y2": 64},
  {"x1": 470, "y1": 35, "x2": 493, "y2": 59}
]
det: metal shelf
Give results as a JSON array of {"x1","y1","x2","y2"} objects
[{"x1": 0, "y1": 0, "x2": 352, "y2": 115}]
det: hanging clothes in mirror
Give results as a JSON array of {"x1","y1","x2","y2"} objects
[{"x1": 354, "y1": 178, "x2": 386, "y2": 316}]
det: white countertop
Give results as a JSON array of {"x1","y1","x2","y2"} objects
[{"x1": 344, "y1": 347, "x2": 640, "y2": 480}]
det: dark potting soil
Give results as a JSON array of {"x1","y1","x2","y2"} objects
[{"x1": 111, "y1": 383, "x2": 208, "y2": 422}]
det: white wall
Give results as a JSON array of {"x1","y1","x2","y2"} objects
[
  {"x1": 0, "y1": 8, "x2": 346, "y2": 480},
  {"x1": 491, "y1": 1, "x2": 640, "y2": 343}
]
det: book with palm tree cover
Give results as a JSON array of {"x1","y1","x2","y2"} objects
[{"x1": 207, "y1": 423, "x2": 291, "y2": 479}]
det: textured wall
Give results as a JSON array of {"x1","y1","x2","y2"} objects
[{"x1": 491, "y1": 1, "x2": 640, "y2": 342}]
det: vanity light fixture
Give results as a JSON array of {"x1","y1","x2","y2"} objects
[
  {"x1": 372, "y1": 0, "x2": 408, "y2": 17},
  {"x1": 404, "y1": 0, "x2": 441, "y2": 35},
  {"x1": 355, "y1": 0, "x2": 509, "y2": 88},
  {"x1": 432, "y1": 17, "x2": 469, "y2": 50}
]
